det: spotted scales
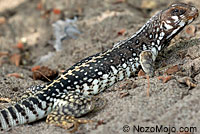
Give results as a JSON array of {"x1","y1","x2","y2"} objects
[{"x1": 0, "y1": 2, "x2": 198, "y2": 131}]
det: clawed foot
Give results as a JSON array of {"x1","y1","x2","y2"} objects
[
  {"x1": 47, "y1": 115, "x2": 94, "y2": 133},
  {"x1": 46, "y1": 95, "x2": 106, "y2": 132}
]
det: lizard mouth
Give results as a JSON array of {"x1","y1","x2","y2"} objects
[
  {"x1": 188, "y1": 12, "x2": 199, "y2": 20},
  {"x1": 186, "y1": 7, "x2": 199, "y2": 24}
]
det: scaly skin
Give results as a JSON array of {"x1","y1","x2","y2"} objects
[{"x1": 0, "y1": 2, "x2": 198, "y2": 131}]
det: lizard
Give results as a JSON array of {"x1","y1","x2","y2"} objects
[{"x1": 0, "y1": 2, "x2": 198, "y2": 132}]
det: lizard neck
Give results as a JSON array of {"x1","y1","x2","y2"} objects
[{"x1": 126, "y1": 12, "x2": 171, "y2": 58}]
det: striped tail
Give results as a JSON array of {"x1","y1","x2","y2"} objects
[{"x1": 0, "y1": 98, "x2": 52, "y2": 131}]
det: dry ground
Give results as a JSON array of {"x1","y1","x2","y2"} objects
[{"x1": 0, "y1": 0, "x2": 200, "y2": 134}]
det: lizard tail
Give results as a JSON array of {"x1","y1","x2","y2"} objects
[{"x1": 0, "y1": 98, "x2": 51, "y2": 131}]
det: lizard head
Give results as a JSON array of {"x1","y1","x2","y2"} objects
[{"x1": 160, "y1": 2, "x2": 198, "y2": 40}]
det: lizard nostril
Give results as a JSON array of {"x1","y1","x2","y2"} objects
[{"x1": 191, "y1": 7, "x2": 197, "y2": 12}]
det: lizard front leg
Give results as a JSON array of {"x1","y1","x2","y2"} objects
[{"x1": 139, "y1": 50, "x2": 157, "y2": 77}]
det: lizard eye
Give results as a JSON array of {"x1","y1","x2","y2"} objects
[
  {"x1": 173, "y1": 9, "x2": 179, "y2": 13},
  {"x1": 179, "y1": 9, "x2": 186, "y2": 15},
  {"x1": 171, "y1": 8, "x2": 186, "y2": 16}
]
